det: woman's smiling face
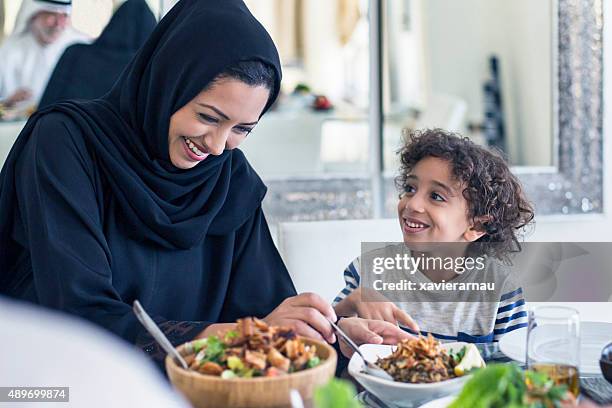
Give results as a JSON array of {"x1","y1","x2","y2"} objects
[
  {"x1": 168, "y1": 78, "x2": 270, "y2": 169},
  {"x1": 397, "y1": 156, "x2": 485, "y2": 244}
]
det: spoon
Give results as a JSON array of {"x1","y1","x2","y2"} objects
[
  {"x1": 327, "y1": 318, "x2": 394, "y2": 381},
  {"x1": 289, "y1": 389, "x2": 304, "y2": 408},
  {"x1": 132, "y1": 300, "x2": 190, "y2": 370}
]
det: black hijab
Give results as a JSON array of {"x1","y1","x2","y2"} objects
[
  {"x1": 0, "y1": 0, "x2": 282, "y2": 276},
  {"x1": 38, "y1": 0, "x2": 157, "y2": 108}
]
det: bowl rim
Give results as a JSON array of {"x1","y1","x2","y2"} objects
[
  {"x1": 165, "y1": 336, "x2": 337, "y2": 384},
  {"x1": 350, "y1": 367, "x2": 470, "y2": 389},
  {"x1": 348, "y1": 341, "x2": 475, "y2": 389}
]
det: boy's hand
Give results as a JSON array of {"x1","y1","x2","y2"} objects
[
  {"x1": 263, "y1": 292, "x2": 337, "y2": 344},
  {"x1": 336, "y1": 317, "x2": 413, "y2": 358},
  {"x1": 336, "y1": 288, "x2": 420, "y2": 332}
]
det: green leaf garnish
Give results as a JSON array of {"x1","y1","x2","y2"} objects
[
  {"x1": 307, "y1": 356, "x2": 321, "y2": 368},
  {"x1": 450, "y1": 346, "x2": 467, "y2": 363},
  {"x1": 224, "y1": 330, "x2": 238, "y2": 342},
  {"x1": 313, "y1": 379, "x2": 363, "y2": 408},
  {"x1": 191, "y1": 338, "x2": 207, "y2": 354},
  {"x1": 448, "y1": 364, "x2": 571, "y2": 408},
  {"x1": 203, "y1": 335, "x2": 225, "y2": 363}
]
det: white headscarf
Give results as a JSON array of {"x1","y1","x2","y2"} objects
[{"x1": 11, "y1": 0, "x2": 72, "y2": 37}]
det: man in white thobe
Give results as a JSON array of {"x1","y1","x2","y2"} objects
[{"x1": 0, "y1": 0, "x2": 89, "y2": 115}]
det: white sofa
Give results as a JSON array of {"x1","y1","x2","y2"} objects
[{"x1": 277, "y1": 218, "x2": 401, "y2": 303}]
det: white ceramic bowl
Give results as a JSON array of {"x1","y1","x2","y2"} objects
[
  {"x1": 348, "y1": 342, "x2": 473, "y2": 408},
  {"x1": 418, "y1": 395, "x2": 456, "y2": 408}
]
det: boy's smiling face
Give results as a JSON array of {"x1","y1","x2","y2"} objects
[{"x1": 397, "y1": 156, "x2": 486, "y2": 244}]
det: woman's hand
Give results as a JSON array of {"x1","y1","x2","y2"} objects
[
  {"x1": 196, "y1": 323, "x2": 236, "y2": 339},
  {"x1": 336, "y1": 317, "x2": 413, "y2": 358},
  {"x1": 194, "y1": 293, "x2": 336, "y2": 343},
  {"x1": 335, "y1": 288, "x2": 420, "y2": 332},
  {"x1": 263, "y1": 293, "x2": 337, "y2": 343}
]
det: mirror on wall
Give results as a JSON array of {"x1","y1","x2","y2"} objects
[
  {"x1": 382, "y1": 0, "x2": 554, "y2": 172},
  {"x1": 246, "y1": 0, "x2": 602, "y2": 220},
  {"x1": 241, "y1": 0, "x2": 372, "y2": 178},
  {"x1": 0, "y1": 0, "x2": 600, "y2": 221},
  {"x1": 0, "y1": 0, "x2": 558, "y2": 177},
  {"x1": 240, "y1": 0, "x2": 557, "y2": 180}
]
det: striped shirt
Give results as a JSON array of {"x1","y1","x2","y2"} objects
[{"x1": 333, "y1": 253, "x2": 528, "y2": 343}]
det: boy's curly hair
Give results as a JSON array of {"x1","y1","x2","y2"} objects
[{"x1": 395, "y1": 128, "x2": 534, "y2": 261}]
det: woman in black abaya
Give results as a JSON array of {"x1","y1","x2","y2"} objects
[
  {"x1": 38, "y1": 0, "x2": 157, "y2": 108},
  {"x1": 0, "y1": 0, "x2": 408, "y2": 362}
]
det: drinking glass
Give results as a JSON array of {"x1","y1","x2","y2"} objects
[{"x1": 526, "y1": 306, "x2": 580, "y2": 397}]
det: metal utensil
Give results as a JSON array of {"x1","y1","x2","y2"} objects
[
  {"x1": 363, "y1": 391, "x2": 395, "y2": 408},
  {"x1": 132, "y1": 300, "x2": 190, "y2": 370},
  {"x1": 289, "y1": 389, "x2": 305, "y2": 408},
  {"x1": 328, "y1": 318, "x2": 394, "y2": 381}
]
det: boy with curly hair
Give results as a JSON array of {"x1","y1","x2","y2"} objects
[{"x1": 334, "y1": 129, "x2": 534, "y2": 342}]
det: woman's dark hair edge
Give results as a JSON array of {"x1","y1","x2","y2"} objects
[
  {"x1": 395, "y1": 128, "x2": 535, "y2": 262},
  {"x1": 209, "y1": 59, "x2": 277, "y2": 99}
]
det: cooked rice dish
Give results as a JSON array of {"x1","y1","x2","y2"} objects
[{"x1": 376, "y1": 334, "x2": 458, "y2": 383}]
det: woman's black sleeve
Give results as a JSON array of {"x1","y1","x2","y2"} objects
[
  {"x1": 220, "y1": 206, "x2": 297, "y2": 322},
  {"x1": 14, "y1": 114, "x2": 210, "y2": 362}
]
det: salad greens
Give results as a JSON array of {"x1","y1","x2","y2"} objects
[
  {"x1": 313, "y1": 379, "x2": 363, "y2": 408},
  {"x1": 308, "y1": 356, "x2": 321, "y2": 368},
  {"x1": 450, "y1": 346, "x2": 467, "y2": 363},
  {"x1": 202, "y1": 336, "x2": 225, "y2": 363},
  {"x1": 448, "y1": 364, "x2": 572, "y2": 408},
  {"x1": 185, "y1": 318, "x2": 323, "y2": 378},
  {"x1": 224, "y1": 330, "x2": 238, "y2": 342},
  {"x1": 191, "y1": 338, "x2": 207, "y2": 354}
]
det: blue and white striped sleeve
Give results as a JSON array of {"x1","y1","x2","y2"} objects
[
  {"x1": 493, "y1": 287, "x2": 528, "y2": 341},
  {"x1": 332, "y1": 257, "x2": 361, "y2": 306}
]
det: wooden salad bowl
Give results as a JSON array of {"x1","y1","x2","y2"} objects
[{"x1": 166, "y1": 337, "x2": 337, "y2": 408}]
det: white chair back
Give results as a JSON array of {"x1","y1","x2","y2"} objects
[
  {"x1": 277, "y1": 219, "x2": 611, "y2": 323},
  {"x1": 277, "y1": 218, "x2": 402, "y2": 302}
]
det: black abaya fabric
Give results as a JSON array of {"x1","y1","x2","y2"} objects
[
  {"x1": 38, "y1": 0, "x2": 157, "y2": 109},
  {"x1": 0, "y1": 0, "x2": 295, "y2": 357}
]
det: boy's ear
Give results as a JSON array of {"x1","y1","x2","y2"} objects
[{"x1": 463, "y1": 215, "x2": 492, "y2": 242}]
